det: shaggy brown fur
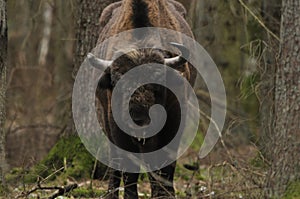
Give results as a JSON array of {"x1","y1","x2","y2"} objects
[
  {"x1": 93, "y1": 1, "x2": 196, "y2": 198},
  {"x1": 99, "y1": 0, "x2": 186, "y2": 31},
  {"x1": 97, "y1": 0, "x2": 193, "y2": 47},
  {"x1": 96, "y1": 0, "x2": 196, "y2": 84}
]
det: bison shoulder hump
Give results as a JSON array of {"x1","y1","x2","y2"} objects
[{"x1": 99, "y1": 1, "x2": 122, "y2": 27}]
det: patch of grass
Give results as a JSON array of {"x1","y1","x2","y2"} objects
[
  {"x1": 176, "y1": 190, "x2": 187, "y2": 198},
  {"x1": 71, "y1": 188, "x2": 106, "y2": 198},
  {"x1": 283, "y1": 181, "x2": 300, "y2": 199},
  {"x1": 175, "y1": 164, "x2": 193, "y2": 181},
  {"x1": 190, "y1": 130, "x2": 204, "y2": 151}
]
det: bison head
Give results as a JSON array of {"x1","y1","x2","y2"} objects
[{"x1": 88, "y1": 43, "x2": 189, "y2": 126}]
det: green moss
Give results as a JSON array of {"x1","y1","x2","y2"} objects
[
  {"x1": 71, "y1": 188, "x2": 106, "y2": 198},
  {"x1": 5, "y1": 166, "x2": 42, "y2": 184},
  {"x1": 0, "y1": 184, "x2": 8, "y2": 196},
  {"x1": 250, "y1": 152, "x2": 268, "y2": 169},
  {"x1": 7, "y1": 136, "x2": 107, "y2": 184},
  {"x1": 41, "y1": 136, "x2": 107, "y2": 180},
  {"x1": 283, "y1": 181, "x2": 300, "y2": 199}
]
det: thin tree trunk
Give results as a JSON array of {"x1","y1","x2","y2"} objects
[
  {"x1": 266, "y1": 0, "x2": 300, "y2": 197},
  {"x1": 0, "y1": 0, "x2": 7, "y2": 185},
  {"x1": 38, "y1": 0, "x2": 53, "y2": 66}
]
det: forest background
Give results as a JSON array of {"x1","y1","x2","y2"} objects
[{"x1": 0, "y1": 0, "x2": 299, "y2": 198}]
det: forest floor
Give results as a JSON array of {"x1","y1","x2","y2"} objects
[{"x1": 3, "y1": 143, "x2": 270, "y2": 199}]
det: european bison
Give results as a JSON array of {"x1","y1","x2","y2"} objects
[{"x1": 88, "y1": 0, "x2": 196, "y2": 198}]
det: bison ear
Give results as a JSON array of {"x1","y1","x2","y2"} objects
[{"x1": 98, "y1": 72, "x2": 112, "y2": 89}]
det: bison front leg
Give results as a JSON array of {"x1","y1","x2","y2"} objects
[
  {"x1": 149, "y1": 162, "x2": 176, "y2": 198},
  {"x1": 123, "y1": 172, "x2": 139, "y2": 199}
]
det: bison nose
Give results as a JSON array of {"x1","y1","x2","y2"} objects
[{"x1": 129, "y1": 104, "x2": 151, "y2": 126}]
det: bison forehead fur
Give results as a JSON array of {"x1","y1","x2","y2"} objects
[
  {"x1": 109, "y1": 49, "x2": 164, "y2": 113},
  {"x1": 110, "y1": 48, "x2": 165, "y2": 78}
]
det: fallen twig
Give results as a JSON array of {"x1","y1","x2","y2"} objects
[
  {"x1": 17, "y1": 183, "x2": 78, "y2": 199},
  {"x1": 47, "y1": 184, "x2": 78, "y2": 199}
]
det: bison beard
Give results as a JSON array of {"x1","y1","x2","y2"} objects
[{"x1": 88, "y1": 0, "x2": 196, "y2": 198}]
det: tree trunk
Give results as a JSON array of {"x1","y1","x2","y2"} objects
[
  {"x1": 0, "y1": 0, "x2": 7, "y2": 184},
  {"x1": 266, "y1": 0, "x2": 300, "y2": 197},
  {"x1": 55, "y1": 0, "x2": 119, "y2": 178},
  {"x1": 259, "y1": 0, "x2": 281, "y2": 159},
  {"x1": 63, "y1": 0, "x2": 118, "y2": 136},
  {"x1": 74, "y1": 0, "x2": 119, "y2": 74}
]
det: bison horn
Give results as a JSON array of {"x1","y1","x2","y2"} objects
[
  {"x1": 87, "y1": 53, "x2": 113, "y2": 70},
  {"x1": 164, "y1": 42, "x2": 190, "y2": 68}
]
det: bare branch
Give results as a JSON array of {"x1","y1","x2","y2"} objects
[{"x1": 238, "y1": 0, "x2": 280, "y2": 42}]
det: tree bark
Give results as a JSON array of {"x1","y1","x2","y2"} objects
[
  {"x1": 266, "y1": 0, "x2": 300, "y2": 197},
  {"x1": 74, "y1": 0, "x2": 119, "y2": 75},
  {"x1": 38, "y1": 0, "x2": 53, "y2": 67},
  {"x1": 0, "y1": 0, "x2": 7, "y2": 184},
  {"x1": 62, "y1": 0, "x2": 119, "y2": 136},
  {"x1": 259, "y1": 0, "x2": 281, "y2": 159},
  {"x1": 55, "y1": 0, "x2": 117, "y2": 136}
]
